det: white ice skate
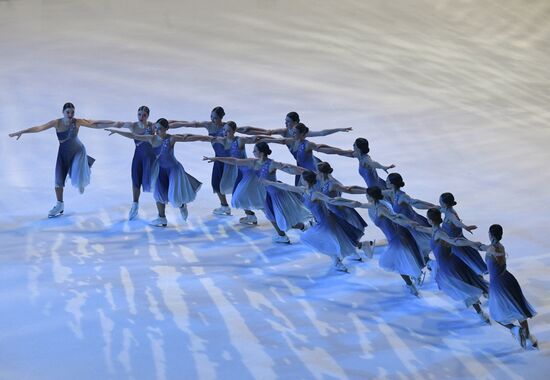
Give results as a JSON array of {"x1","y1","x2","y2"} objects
[
  {"x1": 477, "y1": 310, "x2": 491, "y2": 325},
  {"x1": 526, "y1": 334, "x2": 539, "y2": 350},
  {"x1": 334, "y1": 258, "x2": 349, "y2": 273},
  {"x1": 239, "y1": 214, "x2": 258, "y2": 225},
  {"x1": 359, "y1": 240, "x2": 374, "y2": 260},
  {"x1": 180, "y1": 204, "x2": 188, "y2": 221},
  {"x1": 272, "y1": 234, "x2": 290, "y2": 244},
  {"x1": 48, "y1": 201, "x2": 64, "y2": 218},
  {"x1": 407, "y1": 283, "x2": 419, "y2": 297},
  {"x1": 213, "y1": 205, "x2": 231, "y2": 216},
  {"x1": 128, "y1": 202, "x2": 139, "y2": 220},
  {"x1": 149, "y1": 216, "x2": 168, "y2": 227}
]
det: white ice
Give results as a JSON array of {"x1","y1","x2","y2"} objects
[{"x1": 1, "y1": 0, "x2": 550, "y2": 379}]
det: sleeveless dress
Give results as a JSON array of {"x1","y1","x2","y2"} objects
[
  {"x1": 486, "y1": 246, "x2": 536, "y2": 324},
  {"x1": 442, "y1": 210, "x2": 488, "y2": 275},
  {"x1": 131, "y1": 122, "x2": 156, "y2": 192},
  {"x1": 55, "y1": 119, "x2": 95, "y2": 193},
  {"x1": 430, "y1": 228, "x2": 488, "y2": 307},
  {"x1": 369, "y1": 202, "x2": 424, "y2": 278},
  {"x1": 230, "y1": 138, "x2": 266, "y2": 210},
  {"x1": 151, "y1": 136, "x2": 202, "y2": 207},
  {"x1": 293, "y1": 140, "x2": 320, "y2": 185},
  {"x1": 358, "y1": 155, "x2": 386, "y2": 189},
  {"x1": 209, "y1": 127, "x2": 231, "y2": 194},
  {"x1": 391, "y1": 190, "x2": 431, "y2": 260},
  {"x1": 258, "y1": 159, "x2": 312, "y2": 231},
  {"x1": 320, "y1": 178, "x2": 367, "y2": 245},
  {"x1": 300, "y1": 190, "x2": 357, "y2": 260}
]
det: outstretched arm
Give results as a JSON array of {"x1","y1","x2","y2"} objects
[
  {"x1": 261, "y1": 179, "x2": 305, "y2": 194},
  {"x1": 435, "y1": 230, "x2": 481, "y2": 249},
  {"x1": 88, "y1": 120, "x2": 130, "y2": 129},
  {"x1": 312, "y1": 143, "x2": 354, "y2": 157},
  {"x1": 9, "y1": 119, "x2": 57, "y2": 139},
  {"x1": 256, "y1": 137, "x2": 294, "y2": 145},
  {"x1": 238, "y1": 126, "x2": 286, "y2": 136},
  {"x1": 398, "y1": 192, "x2": 437, "y2": 210},
  {"x1": 77, "y1": 119, "x2": 121, "y2": 129},
  {"x1": 307, "y1": 127, "x2": 352, "y2": 137},
  {"x1": 168, "y1": 120, "x2": 209, "y2": 129},
  {"x1": 316, "y1": 193, "x2": 368, "y2": 209},
  {"x1": 271, "y1": 160, "x2": 308, "y2": 175},
  {"x1": 105, "y1": 128, "x2": 155, "y2": 143},
  {"x1": 363, "y1": 155, "x2": 395, "y2": 172},
  {"x1": 203, "y1": 156, "x2": 256, "y2": 168},
  {"x1": 447, "y1": 212, "x2": 477, "y2": 233},
  {"x1": 172, "y1": 134, "x2": 216, "y2": 143},
  {"x1": 378, "y1": 206, "x2": 423, "y2": 229},
  {"x1": 331, "y1": 182, "x2": 368, "y2": 195}
]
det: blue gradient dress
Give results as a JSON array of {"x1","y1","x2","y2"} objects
[
  {"x1": 430, "y1": 228, "x2": 488, "y2": 306},
  {"x1": 320, "y1": 178, "x2": 367, "y2": 246},
  {"x1": 391, "y1": 190, "x2": 431, "y2": 260},
  {"x1": 368, "y1": 202, "x2": 424, "y2": 278},
  {"x1": 151, "y1": 136, "x2": 202, "y2": 207},
  {"x1": 292, "y1": 140, "x2": 320, "y2": 185},
  {"x1": 55, "y1": 119, "x2": 95, "y2": 193},
  {"x1": 258, "y1": 159, "x2": 312, "y2": 231},
  {"x1": 209, "y1": 127, "x2": 232, "y2": 194},
  {"x1": 442, "y1": 210, "x2": 488, "y2": 275},
  {"x1": 486, "y1": 245, "x2": 536, "y2": 324},
  {"x1": 131, "y1": 122, "x2": 156, "y2": 192},
  {"x1": 300, "y1": 190, "x2": 357, "y2": 260},
  {"x1": 230, "y1": 138, "x2": 266, "y2": 210},
  {"x1": 358, "y1": 155, "x2": 386, "y2": 189}
]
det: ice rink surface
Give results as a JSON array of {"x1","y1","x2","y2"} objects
[{"x1": 1, "y1": 0, "x2": 550, "y2": 379}]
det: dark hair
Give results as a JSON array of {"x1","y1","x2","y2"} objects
[
  {"x1": 138, "y1": 105, "x2": 150, "y2": 115},
  {"x1": 295, "y1": 123, "x2": 309, "y2": 136},
  {"x1": 212, "y1": 106, "x2": 225, "y2": 119},
  {"x1": 366, "y1": 186, "x2": 383, "y2": 201},
  {"x1": 156, "y1": 118, "x2": 169, "y2": 130},
  {"x1": 255, "y1": 142, "x2": 272, "y2": 156},
  {"x1": 489, "y1": 224, "x2": 503, "y2": 241},
  {"x1": 354, "y1": 138, "x2": 370, "y2": 154},
  {"x1": 440, "y1": 192, "x2": 457, "y2": 207},
  {"x1": 286, "y1": 112, "x2": 300, "y2": 123},
  {"x1": 387, "y1": 173, "x2": 405, "y2": 189},
  {"x1": 226, "y1": 121, "x2": 237, "y2": 131},
  {"x1": 317, "y1": 162, "x2": 333, "y2": 174},
  {"x1": 63, "y1": 102, "x2": 75, "y2": 111},
  {"x1": 427, "y1": 208, "x2": 443, "y2": 225},
  {"x1": 302, "y1": 171, "x2": 317, "y2": 187}
]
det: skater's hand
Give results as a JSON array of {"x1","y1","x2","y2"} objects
[
  {"x1": 9, "y1": 132, "x2": 22, "y2": 140},
  {"x1": 340, "y1": 127, "x2": 353, "y2": 132},
  {"x1": 477, "y1": 243, "x2": 489, "y2": 251},
  {"x1": 384, "y1": 164, "x2": 396, "y2": 172},
  {"x1": 105, "y1": 128, "x2": 118, "y2": 136},
  {"x1": 465, "y1": 225, "x2": 477, "y2": 233},
  {"x1": 202, "y1": 156, "x2": 215, "y2": 163}
]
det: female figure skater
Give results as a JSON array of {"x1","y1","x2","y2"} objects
[
  {"x1": 238, "y1": 111, "x2": 352, "y2": 164},
  {"x1": 259, "y1": 123, "x2": 353, "y2": 185},
  {"x1": 440, "y1": 193, "x2": 488, "y2": 275},
  {"x1": 478, "y1": 224, "x2": 538, "y2": 348},
  {"x1": 168, "y1": 106, "x2": 237, "y2": 216},
  {"x1": 319, "y1": 187, "x2": 425, "y2": 296},
  {"x1": 203, "y1": 142, "x2": 312, "y2": 243},
  {"x1": 172, "y1": 121, "x2": 268, "y2": 225},
  {"x1": 90, "y1": 106, "x2": 156, "y2": 220},
  {"x1": 316, "y1": 162, "x2": 372, "y2": 259},
  {"x1": 8, "y1": 102, "x2": 110, "y2": 217},
  {"x1": 262, "y1": 171, "x2": 358, "y2": 272},
  {"x1": 322, "y1": 138, "x2": 394, "y2": 189},
  {"x1": 384, "y1": 173, "x2": 437, "y2": 265},
  {"x1": 106, "y1": 118, "x2": 201, "y2": 227},
  {"x1": 411, "y1": 208, "x2": 490, "y2": 323}
]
